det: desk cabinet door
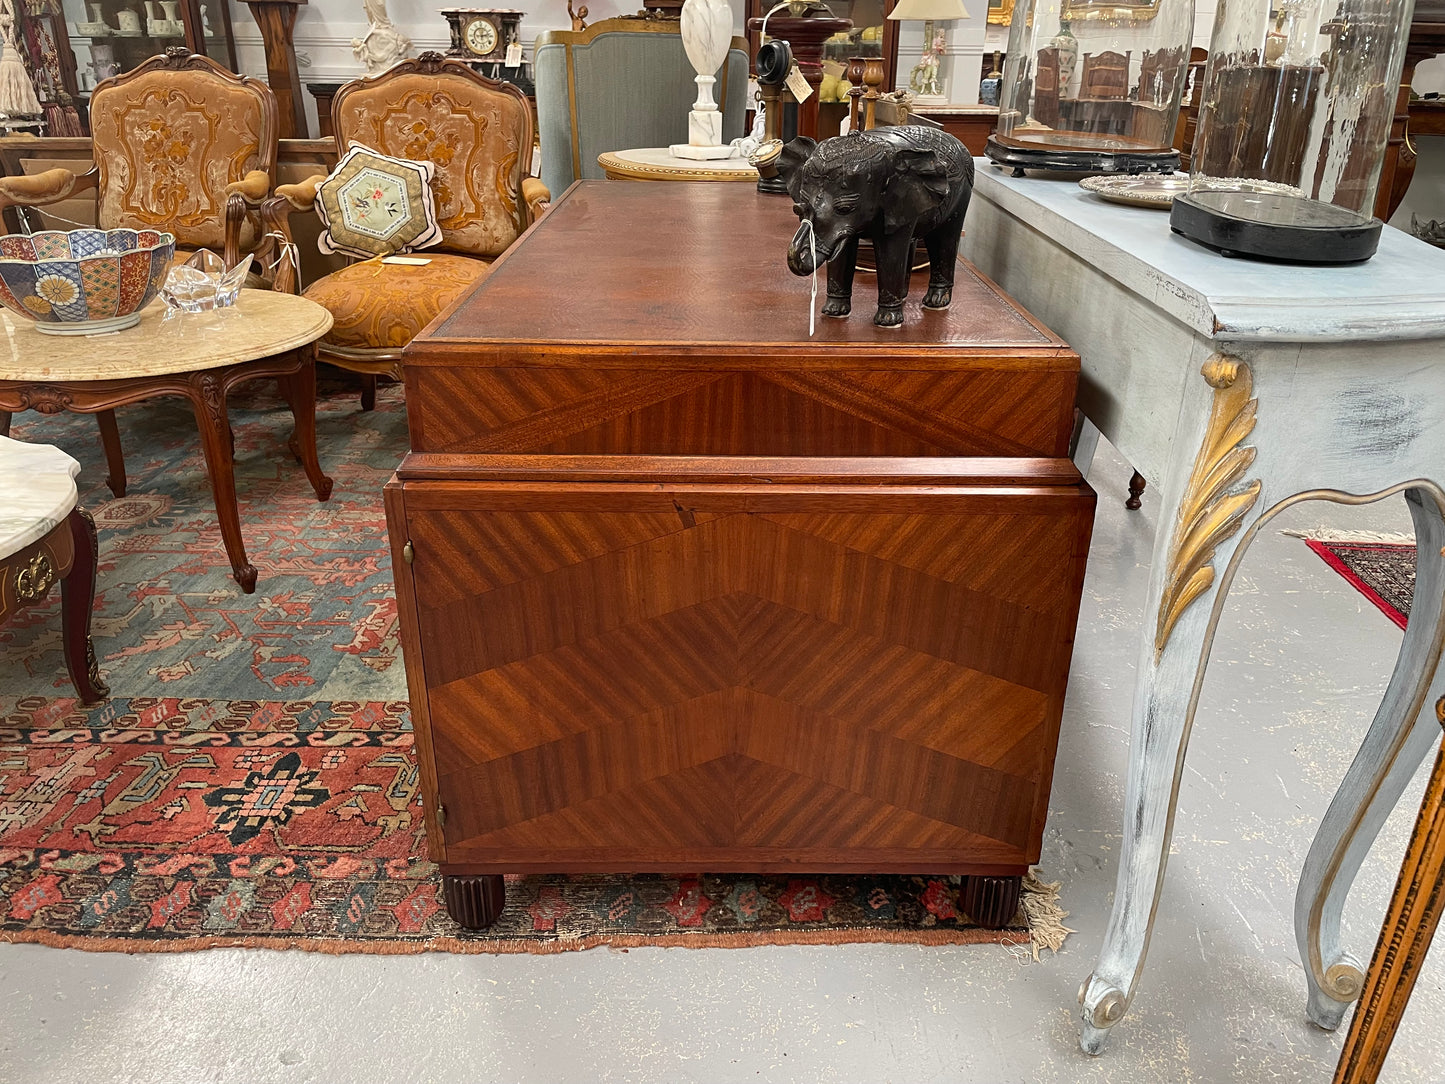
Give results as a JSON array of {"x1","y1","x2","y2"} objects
[{"x1": 389, "y1": 471, "x2": 1094, "y2": 876}]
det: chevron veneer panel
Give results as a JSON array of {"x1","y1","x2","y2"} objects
[
  {"x1": 390, "y1": 473, "x2": 1094, "y2": 876},
  {"x1": 390, "y1": 184, "x2": 1094, "y2": 927}
]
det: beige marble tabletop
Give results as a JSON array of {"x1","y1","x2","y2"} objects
[
  {"x1": 0, "y1": 290, "x2": 334, "y2": 382},
  {"x1": 598, "y1": 148, "x2": 760, "y2": 181}
]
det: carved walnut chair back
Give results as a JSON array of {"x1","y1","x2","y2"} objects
[
  {"x1": 89, "y1": 48, "x2": 278, "y2": 259},
  {"x1": 1080, "y1": 50, "x2": 1131, "y2": 100},
  {"x1": 1034, "y1": 47, "x2": 1061, "y2": 128},
  {"x1": 1137, "y1": 46, "x2": 1185, "y2": 106},
  {"x1": 328, "y1": 55, "x2": 536, "y2": 259}
]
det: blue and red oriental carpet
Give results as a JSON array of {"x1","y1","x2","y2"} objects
[{"x1": 0, "y1": 380, "x2": 1061, "y2": 954}]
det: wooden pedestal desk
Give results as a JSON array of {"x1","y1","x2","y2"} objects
[{"x1": 387, "y1": 181, "x2": 1096, "y2": 930}]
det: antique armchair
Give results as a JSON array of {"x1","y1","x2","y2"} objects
[
  {"x1": 266, "y1": 53, "x2": 547, "y2": 410},
  {"x1": 0, "y1": 48, "x2": 277, "y2": 272},
  {"x1": 1080, "y1": 51, "x2": 1131, "y2": 100},
  {"x1": 533, "y1": 18, "x2": 749, "y2": 199},
  {"x1": 1033, "y1": 47, "x2": 1061, "y2": 127},
  {"x1": 0, "y1": 47, "x2": 280, "y2": 496}
]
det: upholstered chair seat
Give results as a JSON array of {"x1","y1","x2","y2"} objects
[
  {"x1": 301, "y1": 255, "x2": 490, "y2": 353},
  {"x1": 267, "y1": 53, "x2": 548, "y2": 409}
]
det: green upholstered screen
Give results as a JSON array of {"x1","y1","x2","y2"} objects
[{"x1": 535, "y1": 21, "x2": 749, "y2": 198}]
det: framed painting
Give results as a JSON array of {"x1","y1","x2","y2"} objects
[
  {"x1": 986, "y1": 0, "x2": 1015, "y2": 25},
  {"x1": 1061, "y1": 0, "x2": 1162, "y2": 20}
]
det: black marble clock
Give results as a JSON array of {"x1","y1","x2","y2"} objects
[{"x1": 440, "y1": 8, "x2": 525, "y2": 65}]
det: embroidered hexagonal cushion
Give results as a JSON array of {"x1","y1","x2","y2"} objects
[{"x1": 315, "y1": 142, "x2": 443, "y2": 259}]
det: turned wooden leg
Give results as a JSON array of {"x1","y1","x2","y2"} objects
[
  {"x1": 188, "y1": 371, "x2": 257, "y2": 593},
  {"x1": 442, "y1": 874, "x2": 506, "y2": 930},
  {"x1": 59, "y1": 507, "x2": 108, "y2": 704},
  {"x1": 0, "y1": 409, "x2": 10, "y2": 437},
  {"x1": 96, "y1": 409, "x2": 127, "y2": 498},
  {"x1": 1126, "y1": 470, "x2": 1146, "y2": 510},
  {"x1": 360, "y1": 373, "x2": 377, "y2": 412},
  {"x1": 279, "y1": 352, "x2": 334, "y2": 502},
  {"x1": 1332, "y1": 708, "x2": 1445, "y2": 1084},
  {"x1": 961, "y1": 875, "x2": 1023, "y2": 929}
]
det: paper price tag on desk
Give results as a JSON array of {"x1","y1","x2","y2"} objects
[
  {"x1": 504, "y1": 42, "x2": 522, "y2": 66},
  {"x1": 785, "y1": 63, "x2": 812, "y2": 104}
]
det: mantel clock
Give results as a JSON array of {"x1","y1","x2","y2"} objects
[{"x1": 440, "y1": 8, "x2": 524, "y2": 64}]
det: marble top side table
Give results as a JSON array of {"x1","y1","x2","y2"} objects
[
  {"x1": 0, "y1": 290, "x2": 335, "y2": 594},
  {"x1": 0, "y1": 436, "x2": 107, "y2": 703},
  {"x1": 964, "y1": 164, "x2": 1445, "y2": 1054}
]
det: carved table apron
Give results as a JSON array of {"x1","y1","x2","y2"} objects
[
  {"x1": 964, "y1": 164, "x2": 1445, "y2": 1054},
  {"x1": 0, "y1": 291, "x2": 335, "y2": 593}
]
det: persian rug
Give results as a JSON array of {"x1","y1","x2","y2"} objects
[
  {"x1": 1304, "y1": 537, "x2": 1415, "y2": 631},
  {"x1": 0, "y1": 382, "x2": 1068, "y2": 956}
]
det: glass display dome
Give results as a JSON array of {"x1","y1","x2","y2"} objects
[
  {"x1": 1171, "y1": 0, "x2": 1415, "y2": 263},
  {"x1": 985, "y1": 0, "x2": 1196, "y2": 174}
]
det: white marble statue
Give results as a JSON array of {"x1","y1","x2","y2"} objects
[
  {"x1": 672, "y1": 0, "x2": 733, "y2": 160},
  {"x1": 352, "y1": 0, "x2": 411, "y2": 76}
]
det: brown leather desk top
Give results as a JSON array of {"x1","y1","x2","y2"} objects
[{"x1": 415, "y1": 180, "x2": 1072, "y2": 365}]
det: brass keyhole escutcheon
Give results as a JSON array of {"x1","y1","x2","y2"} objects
[{"x1": 15, "y1": 552, "x2": 55, "y2": 602}]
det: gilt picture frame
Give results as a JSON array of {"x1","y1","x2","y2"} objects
[
  {"x1": 1061, "y1": 0, "x2": 1162, "y2": 21},
  {"x1": 986, "y1": 0, "x2": 1015, "y2": 25}
]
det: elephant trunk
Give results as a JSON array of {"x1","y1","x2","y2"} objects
[{"x1": 787, "y1": 219, "x2": 837, "y2": 276}]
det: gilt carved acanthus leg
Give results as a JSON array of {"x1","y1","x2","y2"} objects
[{"x1": 1079, "y1": 355, "x2": 1262, "y2": 1054}]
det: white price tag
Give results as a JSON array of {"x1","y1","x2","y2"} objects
[
  {"x1": 504, "y1": 41, "x2": 522, "y2": 67},
  {"x1": 383, "y1": 255, "x2": 432, "y2": 266},
  {"x1": 820, "y1": 59, "x2": 845, "y2": 80},
  {"x1": 785, "y1": 63, "x2": 812, "y2": 104}
]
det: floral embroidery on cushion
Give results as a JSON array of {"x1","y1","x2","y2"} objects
[
  {"x1": 90, "y1": 73, "x2": 267, "y2": 251},
  {"x1": 139, "y1": 118, "x2": 197, "y2": 217},
  {"x1": 345, "y1": 81, "x2": 525, "y2": 258}
]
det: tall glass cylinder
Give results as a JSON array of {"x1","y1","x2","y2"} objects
[
  {"x1": 985, "y1": 0, "x2": 1196, "y2": 175},
  {"x1": 1172, "y1": 0, "x2": 1417, "y2": 263}
]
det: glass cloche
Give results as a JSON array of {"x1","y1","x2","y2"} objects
[
  {"x1": 1171, "y1": 0, "x2": 1415, "y2": 263},
  {"x1": 985, "y1": 0, "x2": 1196, "y2": 175}
]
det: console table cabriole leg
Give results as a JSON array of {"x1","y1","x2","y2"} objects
[
  {"x1": 1079, "y1": 356, "x2": 1264, "y2": 1055},
  {"x1": 188, "y1": 370, "x2": 258, "y2": 594},
  {"x1": 1296, "y1": 486, "x2": 1445, "y2": 1029}
]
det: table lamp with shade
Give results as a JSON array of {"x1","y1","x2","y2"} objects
[{"x1": 886, "y1": 0, "x2": 970, "y2": 105}]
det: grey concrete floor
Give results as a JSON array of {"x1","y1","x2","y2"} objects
[{"x1": 2, "y1": 438, "x2": 1441, "y2": 1084}]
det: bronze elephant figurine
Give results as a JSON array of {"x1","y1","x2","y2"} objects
[{"x1": 779, "y1": 125, "x2": 975, "y2": 328}]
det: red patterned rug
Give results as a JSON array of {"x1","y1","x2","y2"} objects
[
  {"x1": 1306, "y1": 540, "x2": 1414, "y2": 630},
  {"x1": 0, "y1": 380, "x2": 1064, "y2": 955}
]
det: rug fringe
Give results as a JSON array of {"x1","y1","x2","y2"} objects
[
  {"x1": 1283, "y1": 528, "x2": 1416, "y2": 544},
  {"x1": 0, "y1": 924, "x2": 1026, "y2": 956},
  {"x1": 1022, "y1": 870, "x2": 1074, "y2": 960}
]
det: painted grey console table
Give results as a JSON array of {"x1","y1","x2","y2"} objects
[{"x1": 964, "y1": 165, "x2": 1445, "y2": 1055}]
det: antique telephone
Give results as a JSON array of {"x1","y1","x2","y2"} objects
[{"x1": 750, "y1": 1, "x2": 800, "y2": 194}]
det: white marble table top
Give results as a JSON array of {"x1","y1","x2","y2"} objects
[
  {"x1": 0, "y1": 435, "x2": 79, "y2": 558},
  {"x1": 0, "y1": 290, "x2": 333, "y2": 383},
  {"x1": 972, "y1": 162, "x2": 1445, "y2": 344}
]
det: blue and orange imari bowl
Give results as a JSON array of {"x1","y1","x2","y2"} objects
[{"x1": 0, "y1": 228, "x2": 176, "y2": 336}]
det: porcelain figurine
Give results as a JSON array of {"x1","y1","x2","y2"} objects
[
  {"x1": 351, "y1": 0, "x2": 411, "y2": 75},
  {"x1": 779, "y1": 125, "x2": 974, "y2": 328}
]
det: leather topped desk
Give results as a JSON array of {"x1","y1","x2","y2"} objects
[{"x1": 389, "y1": 180, "x2": 1096, "y2": 930}]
